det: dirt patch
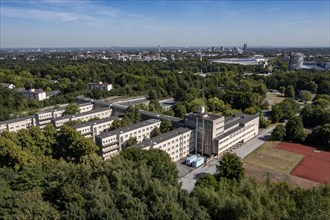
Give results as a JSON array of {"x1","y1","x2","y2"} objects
[{"x1": 244, "y1": 163, "x2": 320, "y2": 189}]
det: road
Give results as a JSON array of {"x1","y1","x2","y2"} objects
[
  {"x1": 233, "y1": 125, "x2": 275, "y2": 158},
  {"x1": 179, "y1": 125, "x2": 276, "y2": 192}
]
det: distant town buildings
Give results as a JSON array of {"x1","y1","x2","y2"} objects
[
  {"x1": 210, "y1": 57, "x2": 269, "y2": 67},
  {"x1": 23, "y1": 89, "x2": 47, "y2": 101},
  {"x1": 243, "y1": 43, "x2": 247, "y2": 52},
  {"x1": 289, "y1": 52, "x2": 304, "y2": 70},
  {"x1": 87, "y1": 82, "x2": 112, "y2": 91},
  {"x1": 1, "y1": 83, "x2": 15, "y2": 89}
]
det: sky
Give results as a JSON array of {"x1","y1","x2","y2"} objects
[{"x1": 1, "y1": 0, "x2": 329, "y2": 48}]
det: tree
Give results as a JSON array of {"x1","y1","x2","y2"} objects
[
  {"x1": 272, "y1": 124, "x2": 286, "y2": 141},
  {"x1": 271, "y1": 98, "x2": 300, "y2": 122},
  {"x1": 172, "y1": 103, "x2": 187, "y2": 118},
  {"x1": 195, "y1": 173, "x2": 218, "y2": 190},
  {"x1": 207, "y1": 97, "x2": 225, "y2": 113},
  {"x1": 124, "y1": 105, "x2": 141, "y2": 123},
  {"x1": 150, "y1": 127, "x2": 161, "y2": 138},
  {"x1": 125, "y1": 137, "x2": 137, "y2": 148},
  {"x1": 56, "y1": 125, "x2": 98, "y2": 163},
  {"x1": 270, "y1": 104, "x2": 284, "y2": 123},
  {"x1": 217, "y1": 153, "x2": 244, "y2": 182},
  {"x1": 279, "y1": 86, "x2": 285, "y2": 95},
  {"x1": 63, "y1": 103, "x2": 80, "y2": 116},
  {"x1": 284, "y1": 85, "x2": 295, "y2": 98},
  {"x1": 0, "y1": 137, "x2": 36, "y2": 170},
  {"x1": 307, "y1": 123, "x2": 330, "y2": 148},
  {"x1": 148, "y1": 89, "x2": 158, "y2": 100},
  {"x1": 148, "y1": 99, "x2": 162, "y2": 112},
  {"x1": 160, "y1": 119, "x2": 172, "y2": 133},
  {"x1": 285, "y1": 116, "x2": 305, "y2": 142},
  {"x1": 259, "y1": 115, "x2": 270, "y2": 128},
  {"x1": 299, "y1": 90, "x2": 312, "y2": 103}
]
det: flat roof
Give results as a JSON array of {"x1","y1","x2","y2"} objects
[
  {"x1": 0, "y1": 116, "x2": 34, "y2": 125},
  {"x1": 186, "y1": 112, "x2": 223, "y2": 122},
  {"x1": 118, "y1": 99, "x2": 149, "y2": 106},
  {"x1": 52, "y1": 108, "x2": 111, "y2": 122},
  {"x1": 72, "y1": 116, "x2": 118, "y2": 129},
  {"x1": 224, "y1": 113, "x2": 259, "y2": 130},
  {"x1": 140, "y1": 110, "x2": 182, "y2": 122},
  {"x1": 96, "y1": 119, "x2": 160, "y2": 139},
  {"x1": 134, "y1": 127, "x2": 192, "y2": 149},
  {"x1": 36, "y1": 103, "x2": 92, "y2": 114}
]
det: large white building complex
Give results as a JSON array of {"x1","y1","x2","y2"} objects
[
  {"x1": 0, "y1": 96, "x2": 259, "y2": 163},
  {"x1": 35, "y1": 103, "x2": 94, "y2": 128},
  {"x1": 184, "y1": 111, "x2": 259, "y2": 156}
]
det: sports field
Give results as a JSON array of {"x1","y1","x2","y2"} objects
[
  {"x1": 243, "y1": 141, "x2": 303, "y2": 174},
  {"x1": 277, "y1": 142, "x2": 330, "y2": 184}
]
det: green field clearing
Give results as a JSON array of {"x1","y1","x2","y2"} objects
[
  {"x1": 266, "y1": 93, "x2": 285, "y2": 109},
  {"x1": 243, "y1": 141, "x2": 303, "y2": 174}
]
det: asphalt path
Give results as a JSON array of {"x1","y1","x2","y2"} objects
[{"x1": 179, "y1": 125, "x2": 276, "y2": 192}]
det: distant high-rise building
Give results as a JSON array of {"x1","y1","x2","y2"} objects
[
  {"x1": 211, "y1": 47, "x2": 216, "y2": 52},
  {"x1": 220, "y1": 46, "x2": 224, "y2": 52},
  {"x1": 289, "y1": 52, "x2": 304, "y2": 70},
  {"x1": 156, "y1": 52, "x2": 161, "y2": 60},
  {"x1": 243, "y1": 43, "x2": 247, "y2": 52},
  {"x1": 158, "y1": 45, "x2": 161, "y2": 53}
]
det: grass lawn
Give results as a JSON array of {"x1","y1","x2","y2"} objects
[
  {"x1": 243, "y1": 141, "x2": 303, "y2": 174},
  {"x1": 266, "y1": 93, "x2": 285, "y2": 109}
]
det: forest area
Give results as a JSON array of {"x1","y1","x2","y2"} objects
[
  {"x1": 0, "y1": 124, "x2": 329, "y2": 219},
  {"x1": 1, "y1": 57, "x2": 329, "y2": 120},
  {"x1": 1, "y1": 57, "x2": 330, "y2": 219}
]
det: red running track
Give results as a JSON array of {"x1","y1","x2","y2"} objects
[{"x1": 277, "y1": 142, "x2": 330, "y2": 184}]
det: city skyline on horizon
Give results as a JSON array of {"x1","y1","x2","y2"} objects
[{"x1": 1, "y1": 0, "x2": 329, "y2": 48}]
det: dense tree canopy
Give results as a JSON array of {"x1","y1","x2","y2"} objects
[
  {"x1": 285, "y1": 116, "x2": 306, "y2": 142},
  {"x1": 63, "y1": 103, "x2": 80, "y2": 115},
  {"x1": 217, "y1": 153, "x2": 244, "y2": 182}
]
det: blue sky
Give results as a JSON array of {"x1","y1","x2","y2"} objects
[{"x1": 1, "y1": 0, "x2": 329, "y2": 48}]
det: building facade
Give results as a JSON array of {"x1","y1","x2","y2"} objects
[
  {"x1": 214, "y1": 114, "x2": 259, "y2": 155},
  {"x1": 23, "y1": 89, "x2": 47, "y2": 101},
  {"x1": 185, "y1": 112, "x2": 225, "y2": 156},
  {"x1": 95, "y1": 119, "x2": 161, "y2": 160},
  {"x1": 185, "y1": 111, "x2": 259, "y2": 156},
  {"x1": 0, "y1": 116, "x2": 36, "y2": 133},
  {"x1": 35, "y1": 103, "x2": 94, "y2": 129},
  {"x1": 51, "y1": 108, "x2": 112, "y2": 129},
  {"x1": 134, "y1": 127, "x2": 195, "y2": 162},
  {"x1": 72, "y1": 116, "x2": 119, "y2": 141}
]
